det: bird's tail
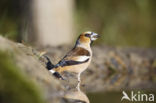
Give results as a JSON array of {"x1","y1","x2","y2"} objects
[
  {"x1": 44, "y1": 55, "x2": 64, "y2": 80},
  {"x1": 44, "y1": 55, "x2": 55, "y2": 70}
]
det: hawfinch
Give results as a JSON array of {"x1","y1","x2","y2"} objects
[{"x1": 45, "y1": 31, "x2": 99, "y2": 81}]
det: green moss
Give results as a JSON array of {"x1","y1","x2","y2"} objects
[{"x1": 0, "y1": 51, "x2": 44, "y2": 103}]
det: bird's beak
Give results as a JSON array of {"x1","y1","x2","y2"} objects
[{"x1": 91, "y1": 32, "x2": 99, "y2": 41}]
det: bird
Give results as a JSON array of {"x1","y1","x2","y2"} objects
[{"x1": 45, "y1": 31, "x2": 99, "y2": 82}]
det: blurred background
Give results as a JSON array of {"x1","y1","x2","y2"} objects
[
  {"x1": 0, "y1": 0, "x2": 155, "y2": 47},
  {"x1": 0, "y1": 0, "x2": 156, "y2": 103}
]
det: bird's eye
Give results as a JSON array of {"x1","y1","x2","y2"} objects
[{"x1": 85, "y1": 34, "x2": 90, "y2": 37}]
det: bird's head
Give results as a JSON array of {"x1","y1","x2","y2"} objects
[{"x1": 76, "y1": 31, "x2": 99, "y2": 47}]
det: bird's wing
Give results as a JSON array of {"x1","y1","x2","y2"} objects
[
  {"x1": 65, "y1": 47, "x2": 90, "y2": 57},
  {"x1": 57, "y1": 47, "x2": 90, "y2": 67}
]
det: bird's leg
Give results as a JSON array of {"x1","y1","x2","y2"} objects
[
  {"x1": 77, "y1": 73, "x2": 81, "y2": 82},
  {"x1": 76, "y1": 80, "x2": 81, "y2": 91},
  {"x1": 76, "y1": 73, "x2": 81, "y2": 91}
]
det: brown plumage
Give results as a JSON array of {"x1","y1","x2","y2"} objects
[
  {"x1": 64, "y1": 47, "x2": 90, "y2": 59},
  {"x1": 46, "y1": 31, "x2": 99, "y2": 81}
]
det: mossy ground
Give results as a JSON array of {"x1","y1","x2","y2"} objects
[{"x1": 0, "y1": 51, "x2": 44, "y2": 103}]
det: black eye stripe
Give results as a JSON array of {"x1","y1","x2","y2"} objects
[{"x1": 85, "y1": 34, "x2": 90, "y2": 37}]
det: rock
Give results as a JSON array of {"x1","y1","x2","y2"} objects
[
  {"x1": 40, "y1": 45, "x2": 156, "y2": 93},
  {"x1": 0, "y1": 36, "x2": 156, "y2": 103},
  {"x1": 0, "y1": 36, "x2": 89, "y2": 103},
  {"x1": 0, "y1": 52, "x2": 44, "y2": 103},
  {"x1": 0, "y1": 36, "x2": 64, "y2": 103}
]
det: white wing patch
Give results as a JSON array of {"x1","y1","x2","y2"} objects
[
  {"x1": 76, "y1": 56, "x2": 90, "y2": 62},
  {"x1": 49, "y1": 70, "x2": 55, "y2": 74}
]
